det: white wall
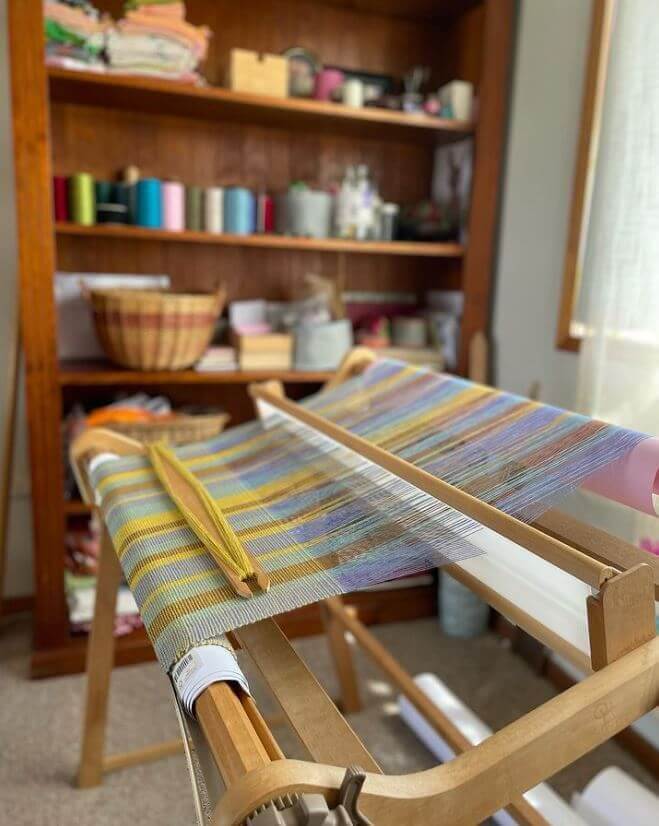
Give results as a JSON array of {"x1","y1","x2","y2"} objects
[
  {"x1": 492, "y1": 1, "x2": 645, "y2": 545},
  {"x1": 0, "y1": 0, "x2": 33, "y2": 599},
  {"x1": 492, "y1": 0, "x2": 592, "y2": 409}
]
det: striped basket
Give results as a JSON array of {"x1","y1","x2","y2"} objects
[{"x1": 86, "y1": 286, "x2": 226, "y2": 370}]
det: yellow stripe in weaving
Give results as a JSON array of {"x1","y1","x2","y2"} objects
[
  {"x1": 113, "y1": 510, "x2": 185, "y2": 558},
  {"x1": 366, "y1": 386, "x2": 505, "y2": 454},
  {"x1": 138, "y1": 568, "x2": 217, "y2": 615},
  {"x1": 147, "y1": 554, "x2": 332, "y2": 640}
]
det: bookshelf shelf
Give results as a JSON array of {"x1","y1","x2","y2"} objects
[
  {"x1": 56, "y1": 222, "x2": 465, "y2": 258},
  {"x1": 48, "y1": 67, "x2": 475, "y2": 143}
]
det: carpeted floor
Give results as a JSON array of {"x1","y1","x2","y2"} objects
[{"x1": 1, "y1": 613, "x2": 656, "y2": 825}]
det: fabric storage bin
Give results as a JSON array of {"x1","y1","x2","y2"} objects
[{"x1": 294, "y1": 320, "x2": 353, "y2": 370}]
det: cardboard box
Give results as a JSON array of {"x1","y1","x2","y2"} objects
[
  {"x1": 228, "y1": 49, "x2": 288, "y2": 98},
  {"x1": 231, "y1": 331, "x2": 293, "y2": 370}
]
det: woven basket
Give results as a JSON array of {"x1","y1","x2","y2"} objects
[
  {"x1": 108, "y1": 412, "x2": 230, "y2": 446},
  {"x1": 86, "y1": 286, "x2": 226, "y2": 370}
]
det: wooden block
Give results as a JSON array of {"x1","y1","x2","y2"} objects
[
  {"x1": 587, "y1": 564, "x2": 656, "y2": 670},
  {"x1": 228, "y1": 49, "x2": 288, "y2": 98}
]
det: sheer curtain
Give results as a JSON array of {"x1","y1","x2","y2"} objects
[{"x1": 576, "y1": 0, "x2": 659, "y2": 546}]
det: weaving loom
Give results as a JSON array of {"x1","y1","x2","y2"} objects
[{"x1": 71, "y1": 349, "x2": 659, "y2": 825}]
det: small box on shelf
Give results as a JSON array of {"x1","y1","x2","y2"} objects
[
  {"x1": 232, "y1": 331, "x2": 294, "y2": 371},
  {"x1": 227, "y1": 49, "x2": 288, "y2": 98}
]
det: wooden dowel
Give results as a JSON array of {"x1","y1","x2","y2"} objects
[
  {"x1": 102, "y1": 739, "x2": 184, "y2": 774},
  {"x1": 241, "y1": 695, "x2": 285, "y2": 762},
  {"x1": 536, "y1": 508, "x2": 659, "y2": 598},
  {"x1": 196, "y1": 682, "x2": 271, "y2": 788},
  {"x1": 250, "y1": 387, "x2": 615, "y2": 588}
]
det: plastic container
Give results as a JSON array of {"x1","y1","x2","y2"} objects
[
  {"x1": 276, "y1": 189, "x2": 333, "y2": 238},
  {"x1": 294, "y1": 320, "x2": 353, "y2": 370}
]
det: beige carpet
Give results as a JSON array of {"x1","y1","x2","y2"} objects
[{"x1": 1, "y1": 613, "x2": 656, "y2": 825}]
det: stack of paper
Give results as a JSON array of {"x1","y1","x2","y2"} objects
[
  {"x1": 171, "y1": 644, "x2": 251, "y2": 716},
  {"x1": 234, "y1": 333, "x2": 293, "y2": 370},
  {"x1": 195, "y1": 347, "x2": 238, "y2": 372}
]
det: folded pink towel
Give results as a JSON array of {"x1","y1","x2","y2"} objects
[
  {"x1": 139, "y1": 2, "x2": 186, "y2": 21},
  {"x1": 122, "y1": 9, "x2": 209, "y2": 59}
]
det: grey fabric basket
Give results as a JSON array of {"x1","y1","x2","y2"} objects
[{"x1": 294, "y1": 320, "x2": 353, "y2": 370}]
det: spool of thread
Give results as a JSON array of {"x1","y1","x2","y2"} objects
[
  {"x1": 97, "y1": 203, "x2": 129, "y2": 224},
  {"x1": 162, "y1": 181, "x2": 184, "y2": 231},
  {"x1": 69, "y1": 173, "x2": 96, "y2": 226},
  {"x1": 53, "y1": 176, "x2": 68, "y2": 222},
  {"x1": 136, "y1": 178, "x2": 162, "y2": 228},
  {"x1": 185, "y1": 185, "x2": 203, "y2": 231},
  {"x1": 113, "y1": 182, "x2": 137, "y2": 224},
  {"x1": 95, "y1": 180, "x2": 113, "y2": 204},
  {"x1": 224, "y1": 187, "x2": 255, "y2": 235},
  {"x1": 204, "y1": 187, "x2": 224, "y2": 234},
  {"x1": 257, "y1": 193, "x2": 274, "y2": 233}
]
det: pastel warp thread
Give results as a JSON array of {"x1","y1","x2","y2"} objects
[{"x1": 89, "y1": 360, "x2": 647, "y2": 671}]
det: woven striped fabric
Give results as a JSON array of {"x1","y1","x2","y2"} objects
[{"x1": 90, "y1": 359, "x2": 646, "y2": 671}]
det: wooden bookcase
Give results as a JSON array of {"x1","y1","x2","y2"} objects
[{"x1": 9, "y1": 0, "x2": 514, "y2": 677}]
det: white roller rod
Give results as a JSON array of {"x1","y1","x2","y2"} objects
[
  {"x1": 398, "y1": 673, "x2": 587, "y2": 826},
  {"x1": 572, "y1": 766, "x2": 659, "y2": 825}
]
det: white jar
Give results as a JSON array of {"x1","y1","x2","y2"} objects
[{"x1": 343, "y1": 78, "x2": 364, "y2": 108}]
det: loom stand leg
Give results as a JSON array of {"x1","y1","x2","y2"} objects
[
  {"x1": 77, "y1": 526, "x2": 123, "y2": 788},
  {"x1": 321, "y1": 598, "x2": 362, "y2": 713}
]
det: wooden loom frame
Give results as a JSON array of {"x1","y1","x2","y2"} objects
[{"x1": 72, "y1": 348, "x2": 659, "y2": 825}]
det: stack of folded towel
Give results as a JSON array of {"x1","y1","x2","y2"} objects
[
  {"x1": 44, "y1": 0, "x2": 110, "y2": 71},
  {"x1": 107, "y1": 1, "x2": 210, "y2": 83}
]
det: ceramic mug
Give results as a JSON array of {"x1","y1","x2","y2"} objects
[{"x1": 314, "y1": 68, "x2": 344, "y2": 101}]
